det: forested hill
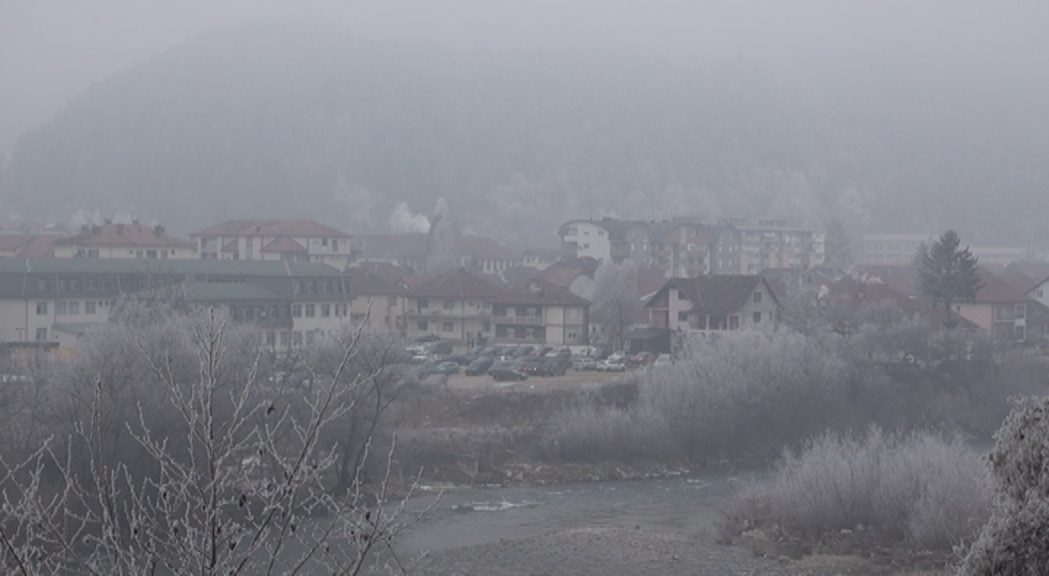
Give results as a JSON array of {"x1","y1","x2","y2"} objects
[{"x1": 3, "y1": 21, "x2": 1048, "y2": 246}]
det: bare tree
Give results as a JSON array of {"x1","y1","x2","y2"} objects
[
  {"x1": 590, "y1": 260, "x2": 643, "y2": 352},
  {"x1": 0, "y1": 305, "x2": 422, "y2": 575}
]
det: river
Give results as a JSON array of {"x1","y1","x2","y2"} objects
[{"x1": 397, "y1": 471, "x2": 750, "y2": 553}]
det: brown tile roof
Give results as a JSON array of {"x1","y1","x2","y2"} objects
[
  {"x1": 993, "y1": 266, "x2": 1039, "y2": 295},
  {"x1": 344, "y1": 266, "x2": 410, "y2": 295},
  {"x1": 358, "y1": 261, "x2": 423, "y2": 288},
  {"x1": 54, "y1": 224, "x2": 193, "y2": 249},
  {"x1": 260, "y1": 237, "x2": 307, "y2": 254},
  {"x1": 192, "y1": 219, "x2": 351, "y2": 238},
  {"x1": 0, "y1": 234, "x2": 60, "y2": 257},
  {"x1": 496, "y1": 278, "x2": 590, "y2": 306},
  {"x1": 647, "y1": 275, "x2": 777, "y2": 314},
  {"x1": 409, "y1": 268, "x2": 506, "y2": 300},
  {"x1": 17, "y1": 235, "x2": 60, "y2": 258},
  {"x1": 975, "y1": 267, "x2": 1028, "y2": 303},
  {"x1": 829, "y1": 275, "x2": 978, "y2": 329}
]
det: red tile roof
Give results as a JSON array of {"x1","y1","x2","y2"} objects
[
  {"x1": 54, "y1": 223, "x2": 193, "y2": 249},
  {"x1": 192, "y1": 219, "x2": 351, "y2": 238}
]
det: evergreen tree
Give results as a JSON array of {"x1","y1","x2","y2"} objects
[{"x1": 915, "y1": 230, "x2": 983, "y2": 327}]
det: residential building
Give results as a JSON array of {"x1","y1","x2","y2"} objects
[
  {"x1": 402, "y1": 268, "x2": 591, "y2": 345},
  {"x1": 737, "y1": 220, "x2": 825, "y2": 273},
  {"x1": 644, "y1": 275, "x2": 781, "y2": 334},
  {"x1": 403, "y1": 268, "x2": 505, "y2": 344},
  {"x1": 862, "y1": 233, "x2": 933, "y2": 266},
  {"x1": 191, "y1": 219, "x2": 354, "y2": 269},
  {"x1": 558, "y1": 219, "x2": 623, "y2": 262},
  {"x1": 0, "y1": 258, "x2": 350, "y2": 351},
  {"x1": 955, "y1": 268, "x2": 1033, "y2": 342},
  {"x1": 342, "y1": 265, "x2": 413, "y2": 331},
  {"x1": 53, "y1": 222, "x2": 196, "y2": 260},
  {"x1": 559, "y1": 217, "x2": 822, "y2": 275},
  {"x1": 491, "y1": 279, "x2": 590, "y2": 345}
]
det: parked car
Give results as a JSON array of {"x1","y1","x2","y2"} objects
[
  {"x1": 465, "y1": 356, "x2": 494, "y2": 376},
  {"x1": 433, "y1": 361, "x2": 460, "y2": 375},
  {"x1": 539, "y1": 358, "x2": 569, "y2": 376},
  {"x1": 596, "y1": 359, "x2": 627, "y2": 372},
  {"x1": 573, "y1": 357, "x2": 598, "y2": 371},
  {"x1": 488, "y1": 363, "x2": 528, "y2": 382}
]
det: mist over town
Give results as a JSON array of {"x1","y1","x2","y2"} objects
[{"x1": 2, "y1": 2, "x2": 1049, "y2": 574}]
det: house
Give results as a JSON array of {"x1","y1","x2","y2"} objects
[
  {"x1": 52, "y1": 222, "x2": 196, "y2": 260},
  {"x1": 342, "y1": 265, "x2": 413, "y2": 331},
  {"x1": 558, "y1": 219, "x2": 625, "y2": 263},
  {"x1": 645, "y1": 275, "x2": 781, "y2": 334},
  {"x1": 0, "y1": 258, "x2": 350, "y2": 351},
  {"x1": 491, "y1": 279, "x2": 590, "y2": 346},
  {"x1": 402, "y1": 268, "x2": 592, "y2": 346},
  {"x1": 955, "y1": 268, "x2": 1035, "y2": 342},
  {"x1": 191, "y1": 219, "x2": 354, "y2": 269},
  {"x1": 403, "y1": 268, "x2": 506, "y2": 344}
]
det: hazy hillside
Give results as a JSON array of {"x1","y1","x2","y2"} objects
[{"x1": 3, "y1": 20, "x2": 1048, "y2": 246}]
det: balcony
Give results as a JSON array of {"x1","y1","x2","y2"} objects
[{"x1": 492, "y1": 314, "x2": 543, "y2": 326}]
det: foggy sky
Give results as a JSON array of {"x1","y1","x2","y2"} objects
[{"x1": 4, "y1": 0, "x2": 1048, "y2": 156}]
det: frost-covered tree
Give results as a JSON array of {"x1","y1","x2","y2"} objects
[
  {"x1": 959, "y1": 396, "x2": 1049, "y2": 575},
  {"x1": 590, "y1": 261, "x2": 642, "y2": 352}
]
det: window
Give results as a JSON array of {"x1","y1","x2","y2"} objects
[
  {"x1": 1039, "y1": 289, "x2": 1045, "y2": 299},
  {"x1": 321, "y1": 304, "x2": 330, "y2": 317},
  {"x1": 325, "y1": 281, "x2": 333, "y2": 294},
  {"x1": 306, "y1": 331, "x2": 315, "y2": 345},
  {"x1": 244, "y1": 307, "x2": 254, "y2": 320},
  {"x1": 266, "y1": 332, "x2": 276, "y2": 346},
  {"x1": 309, "y1": 281, "x2": 318, "y2": 294},
  {"x1": 68, "y1": 302, "x2": 79, "y2": 315},
  {"x1": 419, "y1": 300, "x2": 429, "y2": 309},
  {"x1": 292, "y1": 304, "x2": 302, "y2": 318},
  {"x1": 678, "y1": 311, "x2": 689, "y2": 322},
  {"x1": 443, "y1": 300, "x2": 455, "y2": 310},
  {"x1": 292, "y1": 331, "x2": 303, "y2": 346},
  {"x1": 753, "y1": 291, "x2": 762, "y2": 303},
  {"x1": 305, "y1": 305, "x2": 315, "y2": 318},
  {"x1": 442, "y1": 321, "x2": 453, "y2": 333},
  {"x1": 85, "y1": 301, "x2": 96, "y2": 314},
  {"x1": 280, "y1": 332, "x2": 289, "y2": 346},
  {"x1": 55, "y1": 301, "x2": 67, "y2": 315},
  {"x1": 753, "y1": 312, "x2": 762, "y2": 324},
  {"x1": 417, "y1": 321, "x2": 428, "y2": 331},
  {"x1": 35, "y1": 328, "x2": 47, "y2": 342},
  {"x1": 1015, "y1": 304, "x2": 1026, "y2": 318}
]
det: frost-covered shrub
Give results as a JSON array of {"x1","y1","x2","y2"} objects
[
  {"x1": 641, "y1": 332, "x2": 850, "y2": 460},
  {"x1": 959, "y1": 396, "x2": 1049, "y2": 575},
  {"x1": 725, "y1": 427, "x2": 990, "y2": 550}
]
